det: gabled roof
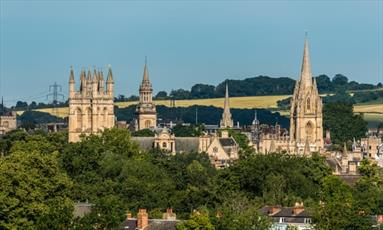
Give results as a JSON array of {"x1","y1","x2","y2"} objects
[{"x1": 219, "y1": 138, "x2": 236, "y2": 147}]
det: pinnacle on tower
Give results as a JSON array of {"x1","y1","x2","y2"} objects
[
  {"x1": 69, "y1": 66, "x2": 75, "y2": 83},
  {"x1": 300, "y1": 36, "x2": 312, "y2": 87},
  {"x1": 107, "y1": 65, "x2": 114, "y2": 83}
]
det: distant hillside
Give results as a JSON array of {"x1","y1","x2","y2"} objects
[{"x1": 150, "y1": 74, "x2": 381, "y2": 100}]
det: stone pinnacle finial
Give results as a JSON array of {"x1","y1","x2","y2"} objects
[
  {"x1": 69, "y1": 66, "x2": 75, "y2": 82},
  {"x1": 107, "y1": 65, "x2": 113, "y2": 83}
]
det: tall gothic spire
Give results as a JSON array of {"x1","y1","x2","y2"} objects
[
  {"x1": 224, "y1": 83, "x2": 230, "y2": 112},
  {"x1": 220, "y1": 83, "x2": 233, "y2": 128},
  {"x1": 300, "y1": 36, "x2": 312, "y2": 87},
  {"x1": 142, "y1": 58, "x2": 149, "y2": 83}
]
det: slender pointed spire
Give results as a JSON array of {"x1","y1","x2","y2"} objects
[
  {"x1": 87, "y1": 68, "x2": 92, "y2": 81},
  {"x1": 224, "y1": 83, "x2": 230, "y2": 111},
  {"x1": 252, "y1": 109, "x2": 258, "y2": 125},
  {"x1": 220, "y1": 82, "x2": 233, "y2": 128},
  {"x1": 69, "y1": 66, "x2": 75, "y2": 83},
  {"x1": 107, "y1": 64, "x2": 113, "y2": 83},
  {"x1": 300, "y1": 35, "x2": 312, "y2": 87},
  {"x1": 142, "y1": 58, "x2": 149, "y2": 83}
]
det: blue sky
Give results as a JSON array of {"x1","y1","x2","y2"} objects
[{"x1": 0, "y1": 0, "x2": 382, "y2": 105}]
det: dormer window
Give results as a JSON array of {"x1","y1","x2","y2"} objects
[{"x1": 304, "y1": 218, "x2": 312, "y2": 224}]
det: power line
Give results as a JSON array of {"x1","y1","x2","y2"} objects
[{"x1": 47, "y1": 82, "x2": 65, "y2": 115}]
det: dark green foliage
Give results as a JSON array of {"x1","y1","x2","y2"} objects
[
  {"x1": 170, "y1": 89, "x2": 192, "y2": 100},
  {"x1": 1, "y1": 128, "x2": 381, "y2": 228},
  {"x1": 314, "y1": 175, "x2": 375, "y2": 230},
  {"x1": 191, "y1": 84, "x2": 216, "y2": 99},
  {"x1": 146, "y1": 74, "x2": 378, "y2": 100},
  {"x1": 155, "y1": 91, "x2": 169, "y2": 99},
  {"x1": 18, "y1": 110, "x2": 64, "y2": 126},
  {"x1": 132, "y1": 128, "x2": 155, "y2": 137},
  {"x1": 0, "y1": 150, "x2": 73, "y2": 229},
  {"x1": 323, "y1": 103, "x2": 367, "y2": 145},
  {"x1": 213, "y1": 192, "x2": 271, "y2": 230},
  {"x1": 116, "y1": 105, "x2": 289, "y2": 128},
  {"x1": 172, "y1": 124, "x2": 204, "y2": 137},
  {"x1": 276, "y1": 97, "x2": 292, "y2": 110},
  {"x1": 216, "y1": 153, "x2": 332, "y2": 206}
]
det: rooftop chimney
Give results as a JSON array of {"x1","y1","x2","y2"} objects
[
  {"x1": 163, "y1": 208, "x2": 177, "y2": 221},
  {"x1": 137, "y1": 209, "x2": 148, "y2": 229},
  {"x1": 126, "y1": 212, "x2": 132, "y2": 220},
  {"x1": 292, "y1": 202, "x2": 305, "y2": 215}
]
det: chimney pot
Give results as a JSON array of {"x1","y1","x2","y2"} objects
[{"x1": 137, "y1": 208, "x2": 148, "y2": 229}]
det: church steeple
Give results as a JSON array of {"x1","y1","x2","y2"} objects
[
  {"x1": 220, "y1": 83, "x2": 234, "y2": 128},
  {"x1": 135, "y1": 58, "x2": 157, "y2": 131},
  {"x1": 142, "y1": 57, "x2": 149, "y2": 83},
  {"x1": 300, "y1": 36, "x2": 312, "y2": 88}
]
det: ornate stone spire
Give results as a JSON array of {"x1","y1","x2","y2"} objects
[
  {"x1": 220, "y1": 83, "x2": 233, "y2": 128},
  {"x1": 140, "y1": 58, "x2": 152, "y2": 91},
  {"x1": 300, "y1": 37, "x2": 312, "y2": 88}
]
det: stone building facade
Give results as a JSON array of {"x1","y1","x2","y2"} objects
[
  {"x1": 68, "y1": 66, "x2": 115, "y2": 142},
  {"x1": 135, "y1": 61, "x2": 157, "y2": 131},
  {"x1": 0, "y1": 111, "x2": 17, "y2": 135},
  {"x1": 255, "y1": 38, "x2": 324, "y2": 154},
  {"x1": 132, "y1": 129, "x2": 239, "y2": 168}
]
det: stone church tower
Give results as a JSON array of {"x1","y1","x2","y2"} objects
[
  {"x1": 135, "y1": 61, "x2": 157, "y2": 130},
  {"x1": 220, "y1": 83, "x2": 234, "y2": 128},
  {"x1": 68, "y1": 66, "x2": 115, "y2": 142},
  {"x1": 289, "y1": 38, "x2": 324, "y2": 154}
]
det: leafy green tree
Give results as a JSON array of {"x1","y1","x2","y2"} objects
[
  {"x1": 177, "y1": 211, "x2": 215, "y2": 230},
  {"x1": 323, "y1": 103, "x2": 367, "y2": 145},
  {"x1": 155, "y1": 91, "x2": 168, "y2": 99},
  {"x1": 173, "y1": 124, "x2": 204, "y2": 137},
  {"x1": 354, "y1": 159, "x2": 383, "y2": 215},
  {"x1": 131, "y1": 128, "x2": 155, "y2": 137},
  {"x1": 214, "y1": 192, "x2": 271, "y2": 230},
  {"x1": 0, "y1": 151, "x2": 73, "y2": 229},
  {"x1": 314, "y1": 176, "x2": 353, "y2": 229}
]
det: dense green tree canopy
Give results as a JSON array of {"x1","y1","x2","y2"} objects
[
  {"x1": 0, "y1": 128, "x2": 381, "y2": 229},
  {"x1": 0, "y1": 150, "x2": 73, "y2": 229},
  {"x1": 323, "y1": 103, "x2": 367, "y2": 146}
]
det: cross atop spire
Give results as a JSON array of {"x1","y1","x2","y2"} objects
[{"x1": 300, "y1": 36, "x2": 312, "y2": 87}]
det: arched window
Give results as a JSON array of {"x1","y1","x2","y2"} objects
[
  {"x1": 3, "y1": 121, "x2": 9, "y2": 128},
  {"x1": 87, "y1": 108, "x2": 92, "y2": 129},
  {"x1": 103, "y1": 107, "x2": 108, "y2": 125},
  {"x1": 305, "y1": 122, "x2": 314, "y2": 142},
  {"x1": 306, "y1": 97, "x2": 311, "y2": 111},
  {"x1": 145, "y1": 120, "x2": 151, "y2": 128},
  {"x1": 162, "y1": 142, "x2": 167, "y2": 148},
  {"x1": 76, "y1": 108, "x2": 82, "y2": 130}
]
